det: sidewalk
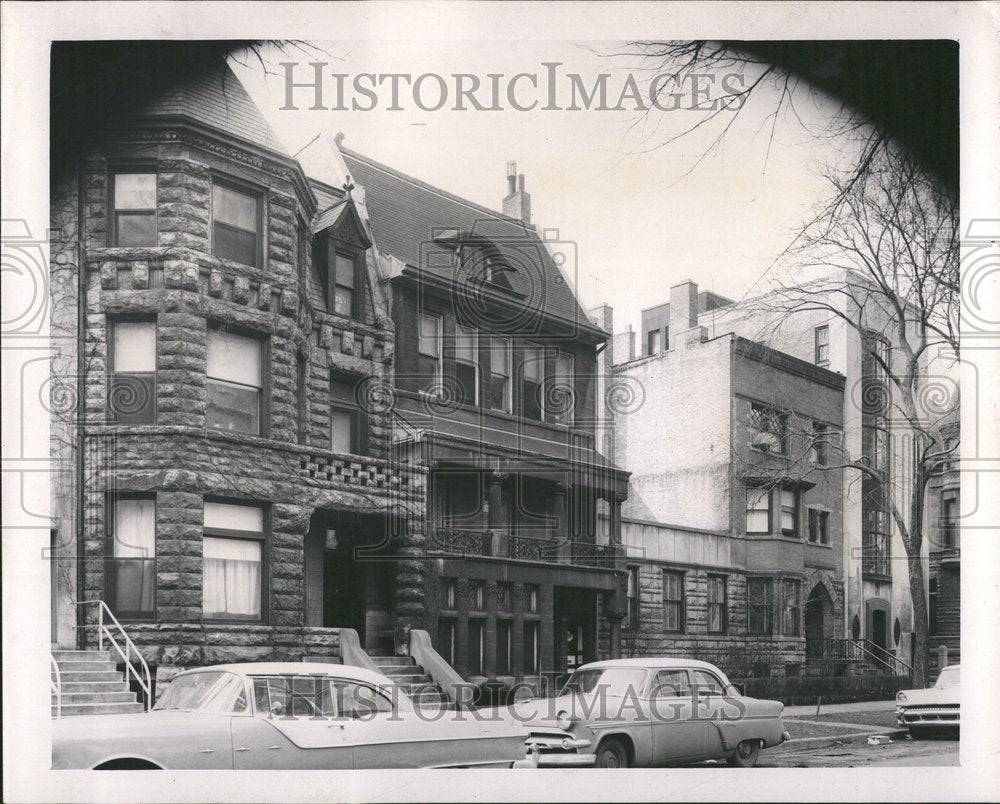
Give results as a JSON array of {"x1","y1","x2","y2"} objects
[{"x1": 783, "y1": 698, "x2": 896, "y2": 718}]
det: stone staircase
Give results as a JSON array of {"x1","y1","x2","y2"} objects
[
  {"x1": 367, "y1": 649, "x2": 452, "y2": 711},
  {"x1": 51, "y1": 649, "x2": 144, "y2": 717}
]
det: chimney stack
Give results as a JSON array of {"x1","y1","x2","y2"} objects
[{"x1": 503, "y1": 161, "x2": 532, "y2": 224}]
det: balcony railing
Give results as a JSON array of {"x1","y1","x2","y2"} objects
[{"x1": 431, "y1": 528, "x2": 622, "y2": 569}]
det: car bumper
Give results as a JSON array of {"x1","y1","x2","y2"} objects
[
  {"x1": 514, "y1": 735, "x2": 595, "y2": 768},
  {"x1": 896, "y1": 706, "x2": 960, "y2": 728}
]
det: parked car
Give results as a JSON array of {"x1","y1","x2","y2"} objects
[
  {"x1": 51, "y1": 662, "x2": 593, "y2": 770},
  {"x1": 896, "y1": 664, "x2": 960, "y2": 736},
  {"x1": 511, "y1": 658, "x2": 789, "y2": 768}
]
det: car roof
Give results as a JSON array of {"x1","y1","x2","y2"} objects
[
  {"x1": 575, "y1": 658, "x2": 726, "y2": 672},
  {"x1": 174, "y1": 662, "x2": 394, "y2": 686}
]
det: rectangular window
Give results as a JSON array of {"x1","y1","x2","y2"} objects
[
  {"x1": 526, "y1": 584, "x2": 539, "y2": 614},
  {"x1": 497, "y1": 582, "x2": 513, "y2": 612},
  {"x1": 112, "y1": 173, "x2": 157, "y2": 246},
  {"x1": 331, "y1": 251, "x2": 358, "y2": 318},
  {"x1": 523, "y1": 621, "x2": 540, "y2": 675},
  {"x1": 941, "y1": 491, "x2": 959, "y2": 548},
  {"x1": 745, "y1": 488, "x2": 770, "y2": 534},
  {"x1": 109, "y1": 319, "x2": 157, "y2": 423},
  {"x1": 453, "y1": 324, "x2": 479, "y2": 406},
  {"x1": 496, "y1": 619, "x2": 513, "y2": 675},
  {"x1": 928, "y1": 577, "x2": 938, "y2": 636},
  {"x1": 808, "y1": 509, "x2": 830, "y2": 545},
  {"x1": 748, "y1": 578, "x2": 773, "y2": 636},
  {"x1": 811, "y1": 422, "x2": 829, "y2": 465},
  {"x1": 438, "y1": 618, "x2": 457, "y2": 665},
  {"x1": 627, "y1": 567, "x2": 640, "y2": 629},
  {"x1": 488, "y1": 337, "x2": 512, "y2": 413},
  {"x1": 750, "y1": 404, "x2": 787, "y2": 454},
  {"x1": 662, "y1": 570, "x2": 685, "y2": 633},
  {"x1": 468, "y1": 619, "x2": 484, "y2": 675},
  {"x1": 707, "y1": 575, "x2": 727, "y2": 634},
  {"x1": 521, "y1": 344, "x2": 544, "y2": 421},
  {"x1": 780, "y1": 579, "x2": 801, "y2": 636},
  {"x1": 109, "y1": 495, "x2": 156, "y2": 618},
  {"x1": 212, "y1": 181, "x2": 261, "y2": 267},
  {"x1": 470, "y1": 580, "x2": 485, "y2": 611},
  {"x1": 418, "y1": 313, "x2": 442, "y2": 388},
  {"x1": 330, "y1": 375, "x2": 363, "y2": 454},
  {"x1": 780, "y1": 489, "x2": 798, "y2": 537},
  {"x1": 202, "y1": 501, "x2": 265, "y2": 621},
  {"x1": 647, "y1": 329, "x2": 662, "y2": 356},
  {"x1": 296, "y1": 354, "x2": 308, "y2": 445},
  {"x1": 441, "y1": 578, "x2": 457, "y2": 609},
  {"x1": 207, "y1": 328, "x2": 263, "y2": 434},
  {"x1": 814, "y1": 325, "x2": 830, "y2": 365},
  {"x1": 550, "y1": 351, "x2": 575, "y2": 426}
]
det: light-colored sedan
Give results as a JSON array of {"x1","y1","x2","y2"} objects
[
  {"x1": 51, "y1": 662, "x2": 593, "y2": 770},
  {"x1": 896, "y1": 664, "x2": 960, "y2": 735},
  {"x1": 512, "y1": 658, "x2": 789, "y2": 768}
]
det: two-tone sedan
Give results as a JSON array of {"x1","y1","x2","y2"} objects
[
  {"x1": 52, "y1": 662, "x2": 593, "y2": 770},
  {"x1": 896, "y1": 664, "x2": 960, "y2": 736},
  {"x1": 512, "y1": 658, "x2": 788, "y2": 768}
]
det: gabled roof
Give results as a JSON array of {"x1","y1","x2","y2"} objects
[
  {"x1": 130, "y1": 62, "x2": 288, "y2": 156},
  {"x1": 338, "y1": 148, "x2": 604, "y2": 339},
  {"x1": 313, "y1": 199, "x2": 373, "y2": 249}
]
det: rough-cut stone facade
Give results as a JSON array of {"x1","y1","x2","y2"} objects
[{"x1": 49, "y1": 67, "x2": 426, "y2": 694}]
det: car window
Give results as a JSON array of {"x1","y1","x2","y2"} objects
[
  {"x1": 650, "y1": 669, "x2": 691, "y2": 697},
  {"x1": 935, "y1": 667, "x2": 960, "y2": 689},
  {"x1": 690, "y1": 669, "x2": 726, "y2": 695},
  {"x1": 560, "y1": 668, "x2": 648, "y2": 697},
  {"x1": 335, "y1": 681, "x2": 393, "y2": 718},
  {"x1": 251, "y1": 676, "x2": 393, "y2": 718},
  {"x1": 153, "y1": 671, "x2": 246, "y2": 713}
]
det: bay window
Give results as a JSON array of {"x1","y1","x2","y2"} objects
[
  {"x1": 453, "y1": 324, "x2": 479, "y2": 405},
  {"x1": 330, "y1": 250, "x2": 359, "y2": 318},
  {"x1": 780, "y1": 488, "x2": 798, "y2": 537},
  {"x1": 109, "y1": 319, "x2": 157, "y2": 423},
  {"x1": 779, "y1": 579, "x2": 801, "y2": 635},
  {"x1": 550, "y1": 351, "x2": 575, "y2": 425},
  {"x1": 521, "y1": 344, "x2": 544, "y2": 420},
  {"x1": 212, "y1": 181, "x2": 261, "y2": 267},
  {"x1": 748, "y1": 577, "x2": 773, "y2": 635},
  {"x1": 745, "y1": 487, "x2": 770, "y2": 534},
  {"x1": 207, "y1": 327, "x2": 264, "y2": 435},
  {"x1": 418, "y1": 313, "x2": 442, "y2": 389},
  {"x1": 111, "y1": 172, "x2": 157, "y2": 247},
  {"x1": 330, "y1": 374, "x2": 364, "y2": 454},
  {"x1": 109, "y1": 495, "x2": 156, "y2": 619},
  {"x1": 202, "y1": 501, "x2": 266, "y2": 621}
]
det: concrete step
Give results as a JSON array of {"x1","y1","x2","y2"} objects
[
  {"x1": 56, "y1": 670, "x2": 125, "y2": 684},
  {"x1": 52, "y1": 660, "x2": 117, "y2": 673},
  {"x1": 57, "y1": 690, "x2": 137, "y2": 704},
  {"x1": 370, "y1": 656, "x2": 416, "y2": 668},
  {"x1": 52, "y1": 701, "x2": 145, "y2": 717},
  {"x1": 51, "y1": 650, "x2": 113, "y2": 662},
  {"x1": 58, "y1": 680, "x2": 129, "y2": 694}
]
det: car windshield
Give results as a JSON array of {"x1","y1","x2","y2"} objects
[
  {"x1": 560, "y1": 668, "x2": 648, "y2": 697},
  {"x1": 153, "y1": 671, "x2": 247, "y2": 713},
  {"x1": 935, "y1": 667, "x2": 960, "y2": 689}
]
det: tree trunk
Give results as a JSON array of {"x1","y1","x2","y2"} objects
[{"x1": 903, "y1": 467, "x2": 929, "y2": 687}]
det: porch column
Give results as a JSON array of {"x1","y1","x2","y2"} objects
[{"x1": 553, "y1": 482, "x2": 570, "y2": 563}]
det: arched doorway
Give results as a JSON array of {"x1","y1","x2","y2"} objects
[{"x1": 804, "y1": 583, "x2": 834, "y2": 661}]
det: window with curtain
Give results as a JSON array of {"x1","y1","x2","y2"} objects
[
  {"x1": 662, "y1": 570, "x2": 685, "y2": 633},
  {"x1": 452, "y1": 324, "x2": 479, "y2": 406},
  {"x1": 488, "y1": 336, "x2": 511, "y2": 412},
  {"x1": 112, "y1": 172, "x2": 157, "y2": 247},
  {"x1": 780, "y1": 489, "x2": 798, "y2": 537},
  {"x1": 110, "y1": 496, "x2": 156, "y2": 618},
  {"x1": 521, "y1": 344, "x2": 544, "y2": 420},
  {"x1": 206, "y1": 328, "x2": 264, "y2": 434},
  {"x1": 212, "y1": 182, "x2": 260, "y2": 267},
  {"x1": 748, "y1": 578, "x2": 773, "y2": 635},
  {"x1": 780, "y1": 579, "x2": 801, "y2": 635},
  {"x1": 549, "y1": 351, "x2": 575, "y2": 425},
  {"x1": 203, "y1": 501, "x2": 265, "y2": 621},
  {"x1": 707, "y1": 575, "x2": 727, "y2": 634},
  {"x1": 745, "y1": 488, "x2": 770, "y2": 534},
  {"x1": 418, "y1": 313, "x2": 441, "y2": 389},
  {"x1": 109, "y1": 319, "x2": 157, "y2": 423}
]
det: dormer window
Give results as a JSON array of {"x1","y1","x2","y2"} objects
[
  {"x1": 330, "y1": 248, "x2": 361, "y2": 319},
  {"x1": 313, "y1": 199, "x2": 372, "y2": 321}
]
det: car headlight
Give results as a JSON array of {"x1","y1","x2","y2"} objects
[
  {"x1": 896, "y1": 692, "x2": 907, "y2": 703},
  {"x1": 556, "y1": 710, "x2": 575, "y2": 730}
]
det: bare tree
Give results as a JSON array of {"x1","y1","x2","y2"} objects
[{"x1": 731, "y1": 146, "x2": 959, "y2": 686}]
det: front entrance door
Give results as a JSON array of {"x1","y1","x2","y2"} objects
[
  {"x1": 554, "y1": 588, "x2": 596, "y2": 682},
  {"x1": 871, "y1": 609, "x2": 888, "y2": 651},
  {"x1": 804, "y1": 584, "x2": 833, "y2": 661}
]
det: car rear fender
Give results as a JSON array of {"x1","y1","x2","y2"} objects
[
  {"x1": 90, "y1": 752, "x2": 166, "y2": 770},
  {"x1": 712, "y1": 715, "x2": 784, "y2": 751}
]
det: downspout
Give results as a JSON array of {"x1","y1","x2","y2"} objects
[{"x1": 74, "y1": 161, "x2": 86, "y2": 649}]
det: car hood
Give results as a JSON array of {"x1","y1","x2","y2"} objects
[{"x1": 898, "y1": 687, "x2": 959, "y2": 706}]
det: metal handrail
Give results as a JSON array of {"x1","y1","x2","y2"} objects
[
  {"x1": 77, "y1": 600, "x2": 152, "y2": 711},
  {"x1": 858, "y1": 638, "x2": 913, "y2": 675},
  {"x1": 50, "y1": 654, "x2": 62, "y2": 719}
]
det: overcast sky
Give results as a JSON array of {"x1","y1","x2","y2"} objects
[{"x1": 233, "y1": 40, "x2": 856, "y2": 334}]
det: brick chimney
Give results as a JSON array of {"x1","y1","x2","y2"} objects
[
  {"x1": 613, "y1": 325, "x2": 636, "y2": 364},
  {"x1": 670, "y1": 280, "x2": 707, "y2": 348},
  {"x1": 503, "y1": 161, "x2": 532, "y2": 224}
]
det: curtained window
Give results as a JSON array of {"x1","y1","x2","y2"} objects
[
  {"x1": 662, "y1": 570, "x2": 685, "y2": 633},
  {"x1": 707, "y1": 575, "x2": 727, "y2": 634},
  {"x1": 110, "y1": 496, "x2": 156, "y2": 618},
  {"x1": 203, "y1": 501, "x2": 265, "y2": 621}
]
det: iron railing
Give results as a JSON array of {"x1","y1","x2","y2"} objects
[
  {"x1": 804, "y1": 637, "x2": 913, "y2": 676},
  {"x1": 77, "y1": 599, "x2": 152, "y2": 711},
  {"x1": 50, "y1": 654, "x2": 62, "y2": 719}
]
